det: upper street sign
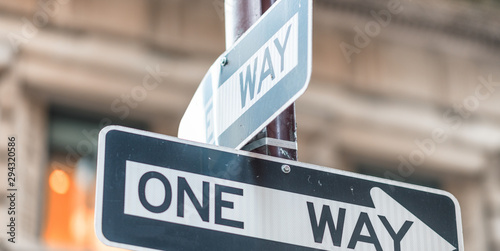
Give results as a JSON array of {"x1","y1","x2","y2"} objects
[
  {"x1": 96, "y1": 126, "x2": 464, "y2": 251},
  {"x1": 178, "y1": 0, "x2": 312, "y2": 149}
]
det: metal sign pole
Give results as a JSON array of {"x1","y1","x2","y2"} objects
[{"x1": 225, "y1": 0, "x2": 298, "y2": 161}]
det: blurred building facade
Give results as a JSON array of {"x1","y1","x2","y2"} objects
[{"x1": 0, "y1": 0, "x2": 499, "y2": 250}]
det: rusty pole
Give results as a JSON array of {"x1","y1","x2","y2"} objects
[{"x1": 225, "y1": 0, "x2": 297, "y2": 161}]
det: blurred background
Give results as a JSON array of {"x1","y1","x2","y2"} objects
[{"x1": 0, "y1": 0, "x2": 499, "y2": 250}]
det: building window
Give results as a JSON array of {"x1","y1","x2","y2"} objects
[{"x1": 43, "y1": 107, "x2": 147, "y2": 250}]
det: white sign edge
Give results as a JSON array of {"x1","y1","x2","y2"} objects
[{"x1": 95, "y1": 125, "x2": 464, "y2": 251}]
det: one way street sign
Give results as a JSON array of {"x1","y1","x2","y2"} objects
[
  {"x1": 96, "y1": 126, "x2": 464, "y2": 251},
  {"x1": 178, "y1": 0, "x2": 312, "y2": 149}
]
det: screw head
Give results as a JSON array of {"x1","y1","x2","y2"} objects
[
  {"x1": 281, "y1": 165, "x2": 291, "y2": 174},
  {"x1": 221, "y1": 57, "x2": 227, "y2": 66}
]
